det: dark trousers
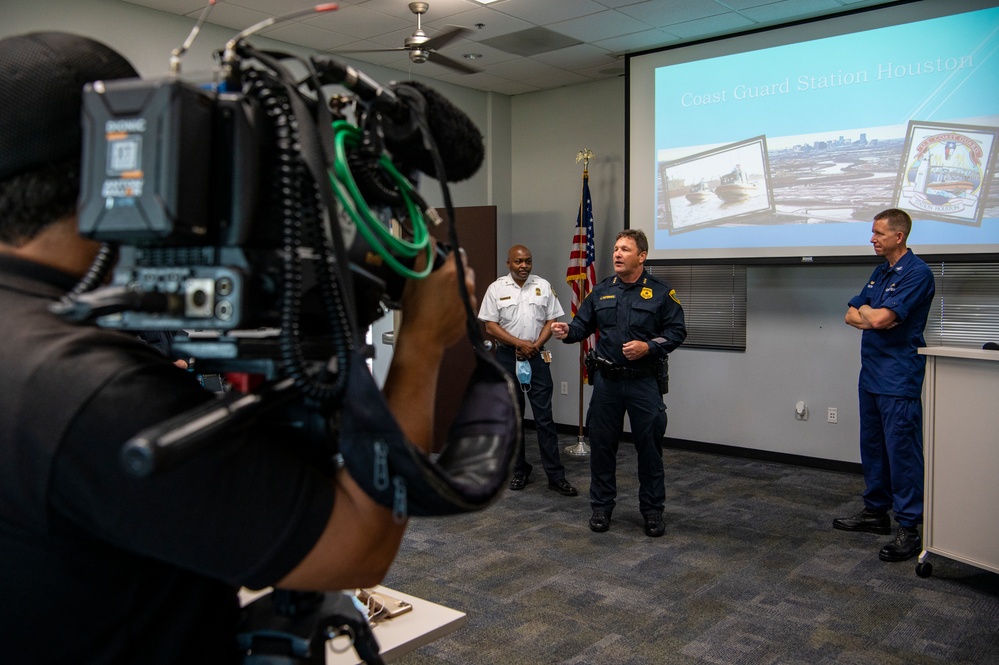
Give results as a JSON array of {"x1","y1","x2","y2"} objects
[
  {"x1": 859, "y1": 388, "x2": 924, "y2": 527},
  {"x1": 586, "y1": 372, "x2": 667, "y2": 515},
  {"x1": 496, "y1": 346, "x2": 565, "y2": 481}
]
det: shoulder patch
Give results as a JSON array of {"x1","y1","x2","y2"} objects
[{"x1": 669, "y1": 289, "x2": 681, "y2": 305}]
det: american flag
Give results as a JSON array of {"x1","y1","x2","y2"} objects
[{"x1": 566, "y1": 171, "x2": 598, "y2": 381}]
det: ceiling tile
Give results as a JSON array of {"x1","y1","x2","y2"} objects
[
  {"x1": 226, "y1": 0, "x2": 318, "y2": 15},
  {"x1": 551, "y1": 10, "x2": 653, "y2": 43},
  {"x1": 430, "y1": 6, "x2": 534, "y2": 39},
  {"x1": 665, "y1": 12, "x2": 757, "y2": 40},
  {"x1": 481, "y1": 58, "x2": 567, "y2": 82},
  {"x1": 574, "y1": 61, "x2": 626, "y2": 80},
  {"x1": 488, "y1": 0, "x2": 607, "y2": 24},
  {"x1": 532, "y1": 43, "x2": 618, "y2": 71},
  {"x1": 121, "y1": 0, "x2": 206, "y2": 13},
  {"x1": 740, "y1": 0, "x2": 845, "y2": 24},
  {"x1": 520, "y1": 68, "x2": 592, "y2": 89},
  {"x1": 592, "y1": 28, "x2": 680, "y2": 55},
  {"x1": 187, "y1": 2, "x2": 274, "y2": 32},
  {"x1": 303, "y1": 4, "x2": 412, "y2": 39},
  {"x1": 594, "y1": 0, "x2": 653, "y2": 8},
  {"x1": 618, "y1": 0, "x2": 729, "y2": 26},
  {"x1": 262, "y1": 22, "x2": 358, "y2": 51}
]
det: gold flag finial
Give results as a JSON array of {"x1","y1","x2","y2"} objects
[{"x1": 576, "y1": 148, "x2": 594, "y2": 170}]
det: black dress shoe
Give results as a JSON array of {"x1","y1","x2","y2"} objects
[
  {"x1": 879, "y1": 526, "x2": 921, "y2": 562},
  {"x1": 833, "y1": 508, "x2": 891, "y2": 535},
  {"x1": 643, "y1": 513, "x2": 665, "y2": 538},
  {"x1": 509, "y1": 474, "x2": 529, "y2": 491},
  {"x1": 589, "y1": 510, "x2": 610, "y2": 532},
  {"x1": 548, "y1": 478, "x2": 578, "y2": 497}
]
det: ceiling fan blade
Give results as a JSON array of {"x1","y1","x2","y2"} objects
[
  {"x1": 428, "y1": 51, "x2": 480, "y2": 75},
  {"x1": 423, "y1": 25, "x2": 472, "y2": 51}
]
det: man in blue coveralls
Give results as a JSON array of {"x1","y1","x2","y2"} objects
[
  {"x1": 834, "y1": 208, "x2": 935, "y2": 562},
  {"x1": 552, "y1": 229, "x2": 686, "y2": 537}
]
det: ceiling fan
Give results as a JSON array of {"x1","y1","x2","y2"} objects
[{"x1": 340, "y1": 2, "x2": 480, "y2": 74}]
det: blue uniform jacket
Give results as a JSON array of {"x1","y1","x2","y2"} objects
[
  {"x1": 848, "y1": 249, "x2": 935, "y2": 398},
  {"x1": 563, "y1": 270, "x2": 687, "y2": 367}
]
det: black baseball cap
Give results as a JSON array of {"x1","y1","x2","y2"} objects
[{"x1": 0, "y1": 32, "x2": 138, "y2": 182}]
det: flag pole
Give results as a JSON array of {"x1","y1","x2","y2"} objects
[{"x1": 564, "y1": 148, "x2": 594, "y2": 457}]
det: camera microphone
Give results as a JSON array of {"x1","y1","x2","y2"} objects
[
  {"x1": 312, "y1": 58, "x2": 484, "y2": 182},
  {"x1": 385, "y1": 80, "x2": 484, "y2": 183}
]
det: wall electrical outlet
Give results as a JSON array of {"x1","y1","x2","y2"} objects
[
  {"x1": 827, "y1": 407, "x2": 838, "y2": 424},
  {"x1": 560, "y1": 381, "x2": 569, "y2": 395}
]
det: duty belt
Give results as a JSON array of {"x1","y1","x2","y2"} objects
[{"x1": 598, "y1": 363, "x2": 657, "y2": 380}]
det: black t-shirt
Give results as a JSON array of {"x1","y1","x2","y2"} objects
[{"x1": 0, "y1": 255, "x2": 335, "y2": 663}]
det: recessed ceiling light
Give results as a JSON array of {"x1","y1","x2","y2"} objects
[{"x1": 468, "y1": 0, "x2": 506, "y2": 6}]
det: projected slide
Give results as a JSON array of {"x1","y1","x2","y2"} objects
[{"x1": 629, "y1": 0, "x2": 999, "y2": 261}]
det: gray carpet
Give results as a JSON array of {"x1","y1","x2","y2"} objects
[{"x1": 380, "y1": 430, "x2": 999, "y2": 664}]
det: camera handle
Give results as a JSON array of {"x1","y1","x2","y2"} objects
[
  {"x1": 120, "y1": 376, "x2": 301, "y2": 478},
  {"x1": 238, "y1": 589, "x2": 385, "y2": 665}
]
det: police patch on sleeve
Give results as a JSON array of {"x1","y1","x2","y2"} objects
[{"x1": 669, "y1": 289, "x2": 681, "y2": 304}]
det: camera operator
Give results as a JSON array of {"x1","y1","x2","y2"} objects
[{"x1": 0, "y1": 32, "x2": 474, "y2": 662}]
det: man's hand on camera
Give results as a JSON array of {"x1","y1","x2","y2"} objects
[
  {"x1": 398, "y1": 249, "x2": 475, "y2": 351},
  {"x1": 383, "y1": 249, "x2": 475, "y2": 452}
]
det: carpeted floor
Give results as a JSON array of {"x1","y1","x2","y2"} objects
[{"x1": 377, "y1": 430, "x2": 999, "y2": 664}]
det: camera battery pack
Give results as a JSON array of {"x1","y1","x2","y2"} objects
[{"x1": 79, "y1": 77, "x2": 213, "y2": 243}]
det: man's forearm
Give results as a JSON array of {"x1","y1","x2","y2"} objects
[
  {"x1": 535, "y1": 321, "x2": 555, "y2": 348},
  {"x1": 484, "y1": 321, "x2": 521, "y2": 348},
  {"x1": 851, "y1": 304, "x2": 897, "y2": 330},
  {"x1": 382, "y1": 330, "x2": 445, "y2": 453},
  {"x1": 845, "y1": 306, "x2": 870, "y2": 330}
]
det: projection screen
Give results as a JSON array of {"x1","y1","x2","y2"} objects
[{"x1": 627, "y1": 0, "x2": 999, "y2": 263}]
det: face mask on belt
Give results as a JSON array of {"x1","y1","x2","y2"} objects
[{"x1": 516, "y1": 359, "x2": 532, "y2": 388}]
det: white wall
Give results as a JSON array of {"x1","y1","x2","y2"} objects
[
  {"x1": 510, "y1": 78, "x2": 876, "y2": 464},
  {"x1": 5, "y1": 0, "x2": 875, "y2": 463}
]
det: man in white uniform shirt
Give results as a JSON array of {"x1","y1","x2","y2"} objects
[{"x1": 479, "y1": 245, "x2": 578, "y2": 497}]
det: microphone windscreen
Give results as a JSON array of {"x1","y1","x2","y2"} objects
[
  {"x1": 388, "y1": 81, "x2": 484, "y2": 182},
  {"x1": 983, "y1": 342, "x2": 999, "y2": 351}
]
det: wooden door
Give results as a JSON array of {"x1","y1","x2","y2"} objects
[{"x1": 430, "y1": 205, "x2": 496, "y2": 451}]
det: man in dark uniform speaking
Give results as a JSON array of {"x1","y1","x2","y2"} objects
[{"x1": 551, "y1": 229, "x2": 686, "y2": 537}]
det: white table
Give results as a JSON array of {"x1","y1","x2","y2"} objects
[
  {"x1": 326, "y1": 586, "x2": 466, "y2": 664},
  {"x1": 239, "y1": 585, "x2": 467, "y2": 663}
]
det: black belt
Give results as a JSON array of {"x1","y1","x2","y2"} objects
[{"x1": 598, "y1": 364, "x2": 656, "y2": 380}]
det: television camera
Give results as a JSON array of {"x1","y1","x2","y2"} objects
[
  {"x1": 51, "y1": 6, "x2": 519, "y2": 526},
  {"x1": 47, "y1": 6, "x2": 519, "y2": 664}
]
